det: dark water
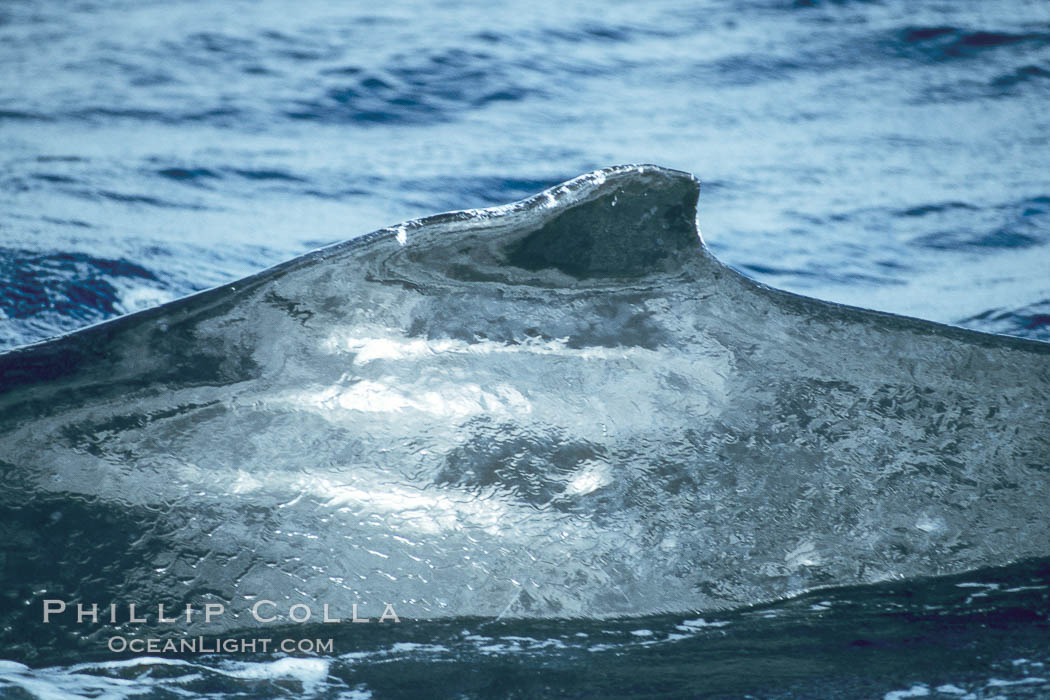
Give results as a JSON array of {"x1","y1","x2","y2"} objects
[
  {"x1": 1, "y1": 0, "x2": 1049, "y2": 697},
  {"x1": 3, "y1": 560, "x2": 1050, "y2": 698}
]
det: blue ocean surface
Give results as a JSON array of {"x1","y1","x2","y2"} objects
[{"x1": 1, "y1": 0, "x2": 1049, "y2": 697}]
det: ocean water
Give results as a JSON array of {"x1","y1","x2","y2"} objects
[{"x1": 1, "y1": 0, "x2": 1049, "y2": 698}]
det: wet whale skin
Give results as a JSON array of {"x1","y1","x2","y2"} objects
[{"x1": 0, "y1": 165, "x2": 1047, "y2": 662}]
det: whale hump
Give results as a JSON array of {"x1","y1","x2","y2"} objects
[
  {"x1": 426, "y1": 165, "x2": 704, "y2": 281},
  {"x1": 1, "y1": 166, "x2": 706, "y2": 395},
  {"x1": 1, "y1": 165, "x2": 1048, "y2": 663}
]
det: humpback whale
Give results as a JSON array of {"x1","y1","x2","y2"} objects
[{"x1": 1, "y1": 165, "x2": 1048, "y2": 663}]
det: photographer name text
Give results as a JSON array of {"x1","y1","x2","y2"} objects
[{"x1": 42, "y1": 599, "x2": 400, "y2": 625}]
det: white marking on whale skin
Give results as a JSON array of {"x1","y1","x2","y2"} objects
[
  {"x1": 563, "y1": 460, "x2": 613, "y2": 496},
  {"x1": 785, "y1": 541, "x2": 822, "y2": 571},
  {"x1": 323, "y1": 333, "x2": 644, "y2": 363},
  {"x1": 279, "y1": 378, "x2": 534, "y2": 419},
  {"x1": 314, "y1": 479, "x2": 517, "y2": 538},
  {"x1": 303, "y1": 329, "x2": 730, "y2": 433}
]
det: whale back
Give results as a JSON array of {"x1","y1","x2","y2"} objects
[{"x1": 1, "y1": 165, "x2": 1048, "y2": 662}]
